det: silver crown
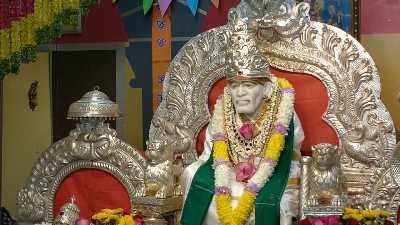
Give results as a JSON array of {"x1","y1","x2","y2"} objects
[
  {"x1": 67, "y1": 86, "x2": 119, "y2": 120},
  {"x1": 224, "y1": 11, "x2": 272, "y2": 80}
]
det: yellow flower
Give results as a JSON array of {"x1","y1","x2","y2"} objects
[
  {"x1": 264, "y1": 134, "x2": 285, "y2": 160},
  {"x1": 102, "y1": 208, "x2": 124, "y2": 214},
  {"x1": 378, "y1": 209, "x2": 391, "y2": 218},
  {"x1": 92, "y1": 213, "x2": 120, "y2": 223},
  {"x1": 233, "y1": 191, "x2": 256, "y2": 224},
  {"x1": 213, "y1": 141, "x2": 229, "y2": 160},
  {"x1": 361, "y1": 210, "x2": 373, "y2": 219},
  {"x1": 92, "y1": 208, "x2": 124, "y2": 222},
  {"x1": 0, "y1": 30, "x2": 11, "y2": 59},
  {"x1": 371, "y1": 210, "x2": 381, "y2": 218},
  {"x1": 277, "y1": 78, "x2": 293, "y2": 89},
  {"x1": 359, "y1": 209, "x2": 391, "y2": 219},
  {"x1": 117, "y1": 215, "x2": 134, "y2": 225},
  {"x1": 350, "y1": 213, "x2": 364, "y2": 221},
  {"x1": 216, "y1": 195, "x2": 234, "y2": 225},
  {"x1": 215, "y1": 192, "x2": 257, "y2": 225},
  {"x1": 344, "y1": 207, "x2": 359, "y2": 215}
]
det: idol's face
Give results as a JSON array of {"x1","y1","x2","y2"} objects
[{"x1": 229, "y1": 79, "x2": 267, "y2": 119}]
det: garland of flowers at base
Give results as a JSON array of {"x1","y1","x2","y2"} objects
[
  {"x1": 211, "y1": 78, "x2": 295, "y2": 225},
  {"x1": 92, "y1": 208, "x2": 143, "y2": 225},
  {"x1": 0, "y1": 0, "x2": 97, "y2": 79}
]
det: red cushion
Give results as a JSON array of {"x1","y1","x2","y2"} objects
[
  {"x1": 196, "y1": 68, "x2": 339, "y2": 156},
  {"x1": 54, "y1": 169, "x2": 131, "y2": 219}
]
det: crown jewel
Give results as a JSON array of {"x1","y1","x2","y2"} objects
[{"x1": 224, "y1": 11, "x2": 272, "y2": 80}]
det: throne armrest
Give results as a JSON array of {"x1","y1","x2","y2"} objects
[
  {"x1": 300, "y1": 156, "x2": 312, "y2": 219},
  {"x1": 300, "y1": 144, "x2": 345, "y2": 219}
]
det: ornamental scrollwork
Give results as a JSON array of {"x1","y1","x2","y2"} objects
[
  {"x1": 17, "y1": 124, "x2": 147, "y2": 223},
  {"x1": 149, "y1": 0, "x2": 396, "y2": 217},
  {"x1": 252, "y1": 14, "x2": 395, "y2": 206}
]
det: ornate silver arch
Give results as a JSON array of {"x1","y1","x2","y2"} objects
[
  {"x1": 17, "y1": 124, "x2": 147, "y2": 223},
  {"x1": 149, "y1": 0, "x2": 396, "y2": 214}
]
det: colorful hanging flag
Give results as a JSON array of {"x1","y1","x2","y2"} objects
[
  {"x1": 186, "y1": 0, "x2": 199, "y2": 16},
  {"x1": 151, "y1": 7, "x2": 171, "y2": 112},
  {"x1": 158, "y1": 0, "x2": 172, "y2": 16},
  {"x1": 143, "y1": 0, "x2": 153, "y2": 14},
  {"x1": 211, "y1": 0, "x2": 219, "y2": 8}
]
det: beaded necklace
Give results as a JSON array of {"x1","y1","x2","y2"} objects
[{"x1": 224, "y1": 85, "x2": 282, "y2": 166}]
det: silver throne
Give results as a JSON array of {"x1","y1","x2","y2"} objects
[
  {"x1": 16, "y1": 88, "x2": 147, "y2": 224},
  {"x1": 148, "y1": 0, "x2": 397, "y2": 222}
]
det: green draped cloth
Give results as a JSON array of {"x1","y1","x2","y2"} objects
[{"x1": 181, "y1": 120, "x2": 294, "y2": 225}]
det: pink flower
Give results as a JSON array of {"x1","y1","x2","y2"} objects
[
  {"x1": 75, "y1": 218, "x2": 90, "y2": 225},
  {"x1": 300, "y1": 216, "x2": 342, "y2": 225},
  {"x1": 239, "y1": 122, "x2": 254, "y2": 139},
  {"x1": 236, "y1": 159, "x2": 256, "y2": 182},
  {"x1": 133, "y1": 212, "x2": 143, "y2": 225}
]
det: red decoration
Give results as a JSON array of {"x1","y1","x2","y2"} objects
[
  {"x1": 54, "y1": 169, "x2": 132, "y2": 220},
  {"x1": 0, "y1": 0, "x2": 11, "y2": 29},
  {"x1": 55, "y1": 0, "x2": 128, "y2": 44},
  {"x1": 300, "y1": 215, "x2": 342, "y2": 225},
  {"x1": 0, "y1": 0, "x2": 33, "y2": 29},
  {"x1": 133, "y1": 212, "x2": 143, "y2": 225}
]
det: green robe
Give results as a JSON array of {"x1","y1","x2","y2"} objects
[{"x1": 181, "y1": 120, "x2": 294, "y2": 225}]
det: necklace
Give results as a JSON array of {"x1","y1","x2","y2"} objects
[
  {"x1": 224, "y1": 85, "x2": 281, "y2": 166},
  {"x1": 210, "y1": 78, "x2": 295, "y2": 225}
]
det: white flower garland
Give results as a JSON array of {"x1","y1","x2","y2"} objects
[{"x1": 211, "y1": 78, "x2": 295, "y2": 196}]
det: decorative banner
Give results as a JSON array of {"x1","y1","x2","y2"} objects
[
  {"x1": 158, "y1": 0, "x2": 172, "y2": 16},
  {"x1": 142, "y1": 0, "x2": 220, "y2": 15},
  {"x1": 143, "y1": 0, "x2": 153, "y2": 15},
  {"x1": 186, "y1": 0, "x2": 199, "y2": 15},
  {"x1": 151, "y1": 6, "x2": 171, "y2": 112}
]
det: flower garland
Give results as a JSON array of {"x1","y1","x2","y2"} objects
[
  {"x1": 0, "y1": 0, "x2": 97, "y2": 79},
  {"x1": 211, "y1": 77, "x2": 295, "y2": 225},
  {"x1": 92, "y1": 208, "x2": 143, "y2": 225},
  {"x1": 298, "y1": 208, "x2": 393, "y2": 225},
  {"x1": 342, "y1": 208, "x2": 391, "y2": 224}
]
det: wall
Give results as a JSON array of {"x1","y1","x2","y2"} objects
[
  {"x1": 361, "y1": 34, "x2": 400, "y2": 135},
  {"x1": 124, "y1": 56, "x2": 143, "y2": 148},
  {"x1": 360, "y1": 0, "x2": 400, "y2": 136},
  {"x1": 1, "y1": 53, "x2": 52, "y2": 215}
]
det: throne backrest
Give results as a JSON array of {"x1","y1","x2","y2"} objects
[
  {"x1": 149, "y1": 1, "x2": 396, "y2": 212},
  {"x1": 16, "y1": 124, "x2": 146, "y2": 223}
]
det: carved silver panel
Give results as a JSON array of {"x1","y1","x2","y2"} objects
[
  {"x1": 149, "y1": 0, "x2": 396, "y2": 217},
  {"x1": 259, "y1": 20, "x2": 396, "y2": 207},
  {"x1": 149, "y1": 28, "x2": 228, "y2": 165},
  {"x1": 16, "y1": 124, "x2": 147, "y2": 223}
]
